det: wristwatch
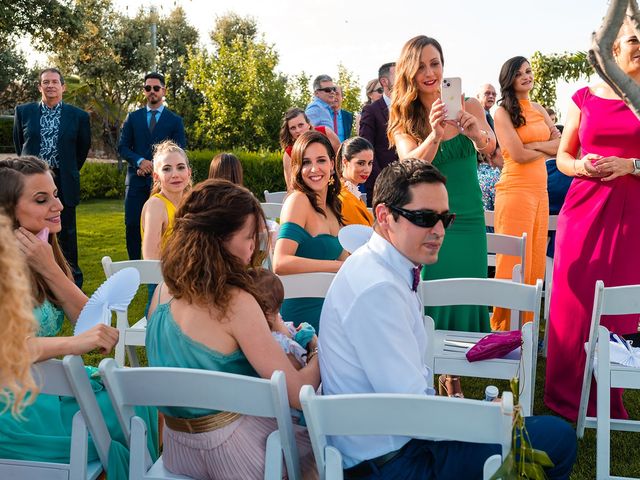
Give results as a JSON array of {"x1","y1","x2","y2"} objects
[{"x1": 633, "y1": 158, "x2": 640, "y2": 175}]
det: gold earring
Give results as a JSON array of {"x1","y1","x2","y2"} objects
[{"x1": 329, "y1": 174, "x2": 335, "y2": 186}]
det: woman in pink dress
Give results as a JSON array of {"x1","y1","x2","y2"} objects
[{"x1": 544, "y1": 20, "x2": 640, "y2": 421}]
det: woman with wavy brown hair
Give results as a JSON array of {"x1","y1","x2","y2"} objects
[
  {"x1": 146, "y1": 179, "x2": 319, "y2": 479},
  {"x1": 0, "y1": 156, "x2": 158, "y2": 478},
  {"x1": 208, "y1": 152, "x2": 244, "y2": 185},
  {"x1": 273, "y1": 130, "x2": 348, "y2": 332},
  {"x1": 279, "y1": 107, "x2": 340, "y2": 190},
  {"x1": 387, "y1": 36, "x2": 495, "y2": 396},
  {"x1": 491, "y1": 56, "x2": 559, "y2": 331},
  {"x1": 0, "y1": 211, "x2": 38, "y2": 418}
]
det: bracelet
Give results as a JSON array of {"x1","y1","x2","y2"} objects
[
  {"x1": 474, "y1": 130, "x2": 492, "y2": 152},
  {"x1": 307, "y1": 347, "x2": 318, "y2": 362}
]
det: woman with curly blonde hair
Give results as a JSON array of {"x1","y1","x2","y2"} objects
[
  {"x1": 0, "y1": 211, "x2": 38, "y2": 417},
  {"x1": 388, "y1": 35, "x2": 496, "y2": 397}
]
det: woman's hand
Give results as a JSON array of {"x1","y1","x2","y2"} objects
[
  {"x1": 306, "y1": 335, "x2": 318, "y2": 352},
  {"x1": 428, "y1": 98, "x2": 447, "y2": 141},
  {"x1": 455, "y1": 109, "x2": 482, "y2": 141},
  {"x1": 14, "y1": 227, "x2": 59, "y2": 276},
  {"x1": 69, "y1": 324, "x2": 119, "y2": 355},
  {"x1": 593, "y1": 156, "x2": 635, "y2": 182}
]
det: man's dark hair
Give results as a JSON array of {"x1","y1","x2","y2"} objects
[
  {"x1": 378, "y1": 62, "x2": 395, "y2": 80},
  {"x1": 144, "y1": 72, "x2": 166, "y2": 87},
  {"x1": 39, "y1": 68, "x2": 65, "y2": 85},
  {"x1": 373, "y1": 159, "x2": 446, "y2": 219}
]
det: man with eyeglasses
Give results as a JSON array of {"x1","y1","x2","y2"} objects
[
  {"x1": 13, "y1": 67, "x2": 91, "y2": 287},
  {"x1": 118, "y1": 72, "x2": 186, "y2": 260},
  {"x1": 359, "y1": 62, "x2": 398, "y2": 206},
  {"x1": 305, "y1": 74, "x2": 338, "y2": 133},
  {"x1": 331, "y1": 86, "x2": 354, "y2": 142},
  {"x1": 318, "y1": 159, "x2": 576, "y2": 479}
]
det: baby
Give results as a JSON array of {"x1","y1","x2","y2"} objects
[{"x1": 248, "y1": 268, "x2": 316, "y2": 369}]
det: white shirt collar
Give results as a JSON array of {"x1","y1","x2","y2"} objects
[
  {"x1": 367, "y1": 231, "x2": 418, "y2": 292},
  {"x1": 383, "y1": 93, "x2": 391, "y2": 107}
]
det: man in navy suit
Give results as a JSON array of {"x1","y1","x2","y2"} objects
[
  {"x1": 333, "y1": 86, "x2": 354, "y2": 142},
  {"x1": 118, "y1": 72, "x2": 186, "y2": 260},
  {"x1": 13, "y1": 67, "x2": 91, "y2": 287},
  {"x1": 359, "y1": 62, "x2": 398, "y2": 206}
]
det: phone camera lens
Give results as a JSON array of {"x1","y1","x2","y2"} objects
[{"x1": 446, "y1": 82, "x2": 450, "y2": 87}]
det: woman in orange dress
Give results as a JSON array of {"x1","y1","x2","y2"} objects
[
  {"x1": 337, "y1": 136, "x2": 374, "y2": 226},
  {"x1": 491, "y1": 56, "x2": 560, "y2": 330}
]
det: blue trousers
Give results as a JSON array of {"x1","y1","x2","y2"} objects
[{"x1": 344, "y1": 416, "x2": 576, "y2": 480}]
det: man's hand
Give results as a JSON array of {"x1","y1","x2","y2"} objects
[{"x1": 137, "y1": 159, "x2": 153, "y2": 176}]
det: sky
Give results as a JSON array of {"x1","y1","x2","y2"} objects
[{"x1": 113, "y1": 0, "x2": 609, "y2": 119}]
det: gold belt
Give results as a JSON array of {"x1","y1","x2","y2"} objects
[{"x1": 164, "y1": 411, "x2": 242, "y2": 434}]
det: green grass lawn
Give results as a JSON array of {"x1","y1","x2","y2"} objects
[{"x1": 72, "y1": 199, "x2": 639, "y2": 479}]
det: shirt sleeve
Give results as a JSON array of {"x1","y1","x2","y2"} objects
[
  {"x1": 341, "y1": 282, "x2": 431, "y2": 395},
  {"x1": 306, "y1": 103, "x2": 332, "y2": 129}
]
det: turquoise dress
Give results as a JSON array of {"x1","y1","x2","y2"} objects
[
  {"x1": 0, "y1": 300, "x2": 159, "y2": 479},
  {"x1": 278, "y1": 222, "x2": 343, "y2": 332},
  {"x1": 423, "y1": 134, "x2": 490, "y2": 332},
  {"x1": 146, "y1": 300, "x2": 258, "y2": 418}
]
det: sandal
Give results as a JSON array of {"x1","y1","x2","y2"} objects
[{"x1": 438, "y1": 374, "x2": 464, "y2": 398}]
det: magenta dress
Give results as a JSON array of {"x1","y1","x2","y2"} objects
[{"x1": 544, "y1": 86, "x2": 640, "y2": 421}]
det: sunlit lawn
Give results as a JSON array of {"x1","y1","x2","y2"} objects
[{"x1": 71, "y1": 199, "x2": 639, "y2": 479}]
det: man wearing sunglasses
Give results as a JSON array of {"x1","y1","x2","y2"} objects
[
  {"x1": 305, "y1": 74, "x2": 338, "y2": 133},
  {"x1": 318, "y1": 159, "x2": 576, "y2": 479},
  {"x1": 359, "y1": 62, "x2": 398, "y2": 206},
  {"x1": 118, "y1": 72, "x2": 186, "y2": 260}
]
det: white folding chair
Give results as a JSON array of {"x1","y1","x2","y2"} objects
[
  {"x1": 278, "y1": 272, "x2": 336, "y2": 300},
  {"x1": 421, "y1": 278, "x2": 543, "y2": 416},
  {"x1": 576, "y1": 281, "x2": 640, "y2": 479},
  {"x1": 264, "y1": 190, "x2": 287, "y2": 203},
  {"x1": 0, "y1": 356, "x2": 110, "y2": 480},
  {"x1": 300, "y1": 385, "x2": 513, "y2": 480},
  {"x1": 484, "y1": 210, "x2": 495, "y2": 228},
  {"x1": 542, "y1": 214, "x2": 559, "y2": 357},
  {"x1": 102, "y1": 256, "x2": 163, "y2": 367},
  {"x1": 99, "y1": 359, "x2": 301, "y2": 480},
  {"x1": 261, "y1": 202, "x2": 283, "y2": 221},
  {"x1": 486, "y1": 232, "x2": 527, "y2": 283}
]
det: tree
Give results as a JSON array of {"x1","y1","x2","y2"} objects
[
  {"x1": 0, "y1": 41, "x2": 39, "y2": 112},
  {"x1": 0, "y1": 0, "x2": 80, "y2": 41},
  {"x1": 187, "y1": 14, "x2": 289, "y2": 151},
  {"x1": 49, "y1": 0, "x2": 154, "y2": 155},
  {"x1": 530, "y1": 51, "x2": 593, "y2": 110},
  {"x1": 336, "y1": 63, "x2": 362, "y2": 114},
  {"x1": 286, "y1": 72, "x2": 312, "y2": 109}
]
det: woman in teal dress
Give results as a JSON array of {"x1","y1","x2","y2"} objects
[
  {"x1": 146, "y1": 179, "x2": 319, "y2": 479},
  {"x1": 0, "y1": 156, "x2": 158, "y2": 479},
  {"x1": 273, "y1": 130, "x2": 348, "y2": 332},
  {"x1": 388, "y1": 36, "x2": 496, "y2": 397}
]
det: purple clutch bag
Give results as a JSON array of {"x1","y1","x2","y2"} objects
[{"x1": 466, "y1": 330, "x2": 522, "y2": 362}]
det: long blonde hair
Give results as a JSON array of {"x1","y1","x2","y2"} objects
[
  {"x1": 387, "y1": 35, "x2": 444, "y2": 147},
  {"x1": 0, "y1": 212, "x2": 38, "y2": 417}
]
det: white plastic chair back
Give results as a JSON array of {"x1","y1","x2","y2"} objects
[
  {"x1": 99, "y1": 359, "x2": 301, "y2": 480},
  {"x1": 300, "y1": 386, "x2": 513, "y2": 480},
  {"x1": 576, "y1": 280, "x2": 640, "y2": 478},
  {"x1": 486, "y1": 232, "x2": 527, "y2": 285},
  {"x1": 420, "y1": 278, "x2": 543, "y2": 416},
  {"x1": 279, "y1": 272, "x2": 336, "y2": 300},
  {"x1": 264, "y1": 190, "x2": 287, "y2": 203},
  {"x1": 0, "y1": 356, "x2": 110, "y2": 480},
  {"x1": 261, "y1": 202, "x2": 283, "y2": 220},
  {"x1": 101, "y1": 256, "x2": 163, "y2": 366}
]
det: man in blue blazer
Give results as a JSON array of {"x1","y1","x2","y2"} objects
[
  {"x1": 117, "y1": 72, "x2": 186, "y2": 260},
  {"x1": 333, "y1": 86, "x2": 354, "y2": 142},
  {"x1": 13, "y1": 67, "x2": 91, "y2": 287}
]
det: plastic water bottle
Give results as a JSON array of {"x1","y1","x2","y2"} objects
[{"x1": 484, "y1": 385, "x2": 499, "y2": 402}]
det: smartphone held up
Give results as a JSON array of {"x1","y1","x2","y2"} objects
[{"x1": 441, "y1": 77, "x2": 462, "y2": 121}]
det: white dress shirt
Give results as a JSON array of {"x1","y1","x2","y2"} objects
[{"x1": 318, "y1": 232, "x2": 435, "y2": 468}]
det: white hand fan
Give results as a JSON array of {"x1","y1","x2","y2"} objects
[
  {"x1": 338, "y1": 224, "x2": 374, "y2": 254},
  {"x1": 74, "y1": 267, "x2": 141, "y2": 336}
]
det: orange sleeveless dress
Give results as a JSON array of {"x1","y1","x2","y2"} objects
[{"x1": 491, "y1": 100, "x2": 550, "y2": 330}]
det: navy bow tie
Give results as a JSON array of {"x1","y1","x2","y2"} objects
[{"x1": 412, "y1": 266, "x2": 422, "y2": 292}]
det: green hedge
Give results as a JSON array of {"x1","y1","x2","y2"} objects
[
  {"x1": 0, "y1": 116, "x2": 13, "y2": 153},
  {"x1": 79, "y1": 149, "x2": 286, "y2": 201}
]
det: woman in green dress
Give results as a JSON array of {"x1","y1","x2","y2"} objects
[
  {"x1": 273, "y1": 130, "x2": 348, "y2": 332},
  {"x1": 0, "y1": 156, "x2": 158, "y2": 479},
  {"x1": 388, "y1": 35, "x2": 496, "y2": 397}
]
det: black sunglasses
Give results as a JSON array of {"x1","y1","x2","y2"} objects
[
  {"x1": 388, "y1": 205, "x2": 456, "y2": 229},
  {"x1": 144, "y1": 85, "x2": 162, "y2": 92},
  {"x1": 374, "y1": 87, "x2": 384, "y2": 94},
  {"x1": 316, "y1": 87, "x2": 337, "y2": 93}
]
